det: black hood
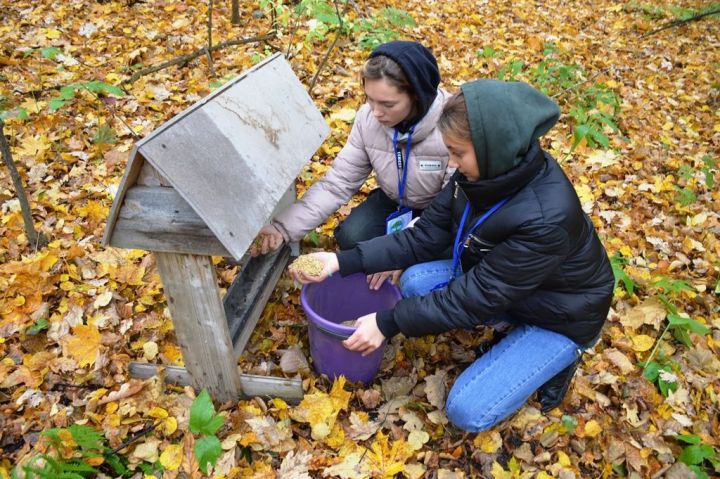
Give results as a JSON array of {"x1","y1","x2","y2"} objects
[
  {"x1": 369, "y1": 41, "x2": 440, "y2": 132},
  {"x1": 460, "y1": 80, "x2": 560, "y2": 180}
]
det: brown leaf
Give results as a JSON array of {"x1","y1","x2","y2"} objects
[
  {"x1": 621, "y1": 297, "x2": 666, "y2": 331},
  {"x1": 357, "y1": 388, "x2": 381, "y2": 409},
  {"x1": 97, "y1": 379, "x2": 145, "y2": 405}
]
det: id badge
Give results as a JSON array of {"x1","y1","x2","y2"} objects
[{"x1": 385, "y1": 207, "x2": 413, "y2": 234}]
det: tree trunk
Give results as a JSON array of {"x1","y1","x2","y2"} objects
[{"x1": 231, "y1": 0, "x2": 240, "y2": 25}]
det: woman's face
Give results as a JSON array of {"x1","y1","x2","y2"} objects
[
  {"x1": 443, "y1": 134, "x2": 480, "y2": 181},
  {"x1": 364, "y1": 78, "x2": 414, "y2": 128}
]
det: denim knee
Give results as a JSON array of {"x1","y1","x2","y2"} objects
[{"x1": 446, "y1": 392, "x2": 499, "y2": 432}]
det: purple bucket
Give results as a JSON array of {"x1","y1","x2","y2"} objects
[{"x1": 301, "y1": 273, "x2": 402, "y2": 383}]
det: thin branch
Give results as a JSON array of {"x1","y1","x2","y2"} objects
[
  {"x1": 84, "y1": 89, "x2": 140, "y2": 140},
  {"x1": 123, "y1": 33, "x2": 276, "y2": 84},
  {"x1": 207, "y1": 0, "x2": 216, "y2": 77},
  {"x1": 642, "y1": 7, "x2": 720, "y2": 37},
  {"x1": 309, "y1": 0, "x2": 348, "y2": 95},
  {"x1": 110, "y1": 422, "x2": 159, "y2": 454},
  {"x1": 0, "y1": 117, "x2": 48, "y2": 249}
]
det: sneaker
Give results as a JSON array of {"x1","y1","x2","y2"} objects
[{"x1": 537, "y1": 360, "x2": 579, "y2": 412}]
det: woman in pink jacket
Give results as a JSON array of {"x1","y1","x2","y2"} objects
[{"x1": 253, "y1": 41, "x2": 452, "y2": 285}]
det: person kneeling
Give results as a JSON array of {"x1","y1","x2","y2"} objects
[{"x1": 290, "y1": 79, "x2": 614, "y2": 432}]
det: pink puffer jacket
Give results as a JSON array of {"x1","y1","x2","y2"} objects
[{"x1": 272, "y1": 89, "x2": 453, "y2": 242}]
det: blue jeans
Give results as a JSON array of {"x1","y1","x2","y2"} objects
[{"x1": 399, "y1": 260, "x2": 583, "y2": 432}]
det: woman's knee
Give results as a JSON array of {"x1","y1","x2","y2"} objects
[
  {"x1": 333, "y1": 223, "x2": 359, "y2": 250},
  {"x1": 445, "y1": 394, "x2": 499, "y2": 432}
]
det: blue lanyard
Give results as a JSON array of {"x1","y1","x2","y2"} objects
[
  {"x1": 392, "y1": 125, "x2": 415, "y2": 208},
  {"x1": 434, "y1": 197, "x2": 509, "y2": 290}
]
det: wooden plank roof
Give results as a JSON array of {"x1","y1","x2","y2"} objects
[{"x1": 103, "y1": 53, "x2": 329, "y2": 260}]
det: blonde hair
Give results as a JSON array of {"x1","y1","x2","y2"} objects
[{"x1": 438, "y1": 91, "x2": 471, "y2": 141}]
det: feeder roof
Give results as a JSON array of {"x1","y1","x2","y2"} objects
[{"x1": 103, "y1": 53, "x2": 330, "y2": 260}]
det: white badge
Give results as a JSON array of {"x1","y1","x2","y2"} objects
[{"x1": 419, "y1": 160, "x2": 442, "y2": 171}]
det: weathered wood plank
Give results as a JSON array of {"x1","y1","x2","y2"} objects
[
  {"x1": 224, "y1": 245, "x2": 291, "y2": 358},
  {"x1": 102, "y1": 146, "x2": 141, "y2": 246},
  {"x1": 137, "y1": 161, "x2": 172, "y2": 187},
  {"x1": 128, "y1": 362, "x2": 303, "y2": 404},
  {"x1": 155, "y1": 252, "x2": 241, "y2": 401},
  {"x1": 140, "y1": 54, "x2": 329, "y2": 261},
  {"x1": 108, "y1": 186, "x2": 231, "y2": 256}
]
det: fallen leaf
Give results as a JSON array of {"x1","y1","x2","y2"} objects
[
  {"x1": 159, "y1": 443, "x2": 183, "y2": 471},
  {"x1": 631, "y1": 334, "x2": 655, "y2": 352},
  {"x1": 62, "y1": 325, "x2": 101, "y2": 367}
]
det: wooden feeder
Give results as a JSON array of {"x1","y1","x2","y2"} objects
[{"x1": 103, "y1": 54, "x2": 329, "y2": 402}]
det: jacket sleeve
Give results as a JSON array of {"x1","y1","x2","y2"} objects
[
  {"x1": 272, "y1": 110, "x2": 373, "y2": 242},
  {"x1": 337, "y1": 182, "x2": 455, "y2": 276},
  {"x1": 390, "y1": 221, "x2": 571, "y2": 337}
]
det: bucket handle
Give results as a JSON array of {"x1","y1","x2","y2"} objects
[{"x1": 316, "y1": 324, "x2": 353, "y2": 340}]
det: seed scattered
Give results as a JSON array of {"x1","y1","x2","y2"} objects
[
  {"x1": 291, "y1": 255, "x2": 324, "y2": 276},
  {"x1": 340, "y1": 320, "x2": 357, "y2": 327}
]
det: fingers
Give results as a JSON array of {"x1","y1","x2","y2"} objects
[
  {"x1": 343, "y1": 332, "x2": 379, "y2": 356},
  {"x1": 367, "y1": 273, "x2": 384, "y2": 291}
]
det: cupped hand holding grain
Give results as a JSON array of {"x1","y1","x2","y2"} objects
[{"x1": 288, "y1": 252, "x2": 339, "y2": 284}]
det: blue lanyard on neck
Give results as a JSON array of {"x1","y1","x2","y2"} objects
[
  {"x1": 438, "y1": 197, "x2": 509, "y2": 288},
  {"x1": 392, "y1": 125, "x2": 415, "y2": 208}
]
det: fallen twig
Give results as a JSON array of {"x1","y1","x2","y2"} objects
[
  {"x1": 123, "y1": 33, "x2": 276, "y2": 84},
  {"x1": 110, "y1": 422, "x2": 159, "y2": 454},
  {"x1": 642, "y1": 7, "x2": 720, "y2": 37}
]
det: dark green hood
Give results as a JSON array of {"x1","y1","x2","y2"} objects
[{"x1": 460, "y1": 80, "x2": 560, "y2": 180}]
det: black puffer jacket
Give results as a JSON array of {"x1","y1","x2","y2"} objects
[
  {"x1": 336, "y1": 80, "x2": 614, "y2": 346},
  {"x1": 338, "y1": 143, "x2": 614, "y2": 345}
]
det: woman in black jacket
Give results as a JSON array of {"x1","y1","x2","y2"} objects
[{"x1": 291, "y1": 80, "x2": 615, "y2": 432}]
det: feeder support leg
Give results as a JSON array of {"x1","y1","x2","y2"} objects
[{"x1": 155, "y1": 252, "x2": 241, "y2": 402}]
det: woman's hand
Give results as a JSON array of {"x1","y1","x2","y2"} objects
[
  {"x1": 249, "y1": 224, "x2": 284, "y2": 256},
  {"x1": 343, "y1": 313, "x2": 385, "y2": 356},
  {"x1": 288, "y1": 252, "x2": 339, "y2": 284},
  {"x1": 366, "y1": 270, "x2": 402, "y2": 290}
]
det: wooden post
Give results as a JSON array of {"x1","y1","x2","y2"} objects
[{"x1": 155, "y1": 252, "x2": 241, "y2": 401}]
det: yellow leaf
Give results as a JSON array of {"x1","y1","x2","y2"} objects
[
  {"x1": 76, "y1": 201, "x2": 109, "y2": 223},
  {"x1": 557, "y1": 450, "x2": 571, "y2": 466},
  {"x1": 15, "y1": 135, "x2": 51, "y2": 159},
  {"x1": 63, "y1": 325, "x2": 101, "y2": 367},
  {"x1": 474, "y1": 430, "x2": 502, "y2": 453},
  {"x1": 584, "y1": 419, "x2": 602, "y2": 438},
  {"x1": 161, "y1": 417, "x2": 178, "y2": 436},
  {"x1": 147, "y1": 407, "x2": 168, "y2": 419},
  {"x1": 490, "y1": 461, "x2": 513, "y2": 479},
  {"x1": 407, "y1": 430, "x2": 429, "y2": 451},
  {"x1": 631, "y1": 334, "x2": 655, "y2": 352},
  {"x1": 43, "y1": 28, "x2": 62, "y2": 39},
  {"x1": 159, "y1": 444, "x2": 183, "y2": 471}
]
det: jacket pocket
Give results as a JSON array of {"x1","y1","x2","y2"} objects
[{"x1": 463, "y1": 235, "x2": 496, "y2": 264}]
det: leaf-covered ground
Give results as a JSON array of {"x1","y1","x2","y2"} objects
[{"x1": 1, "y1": 0, "x2": 719, "y2": 477}]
